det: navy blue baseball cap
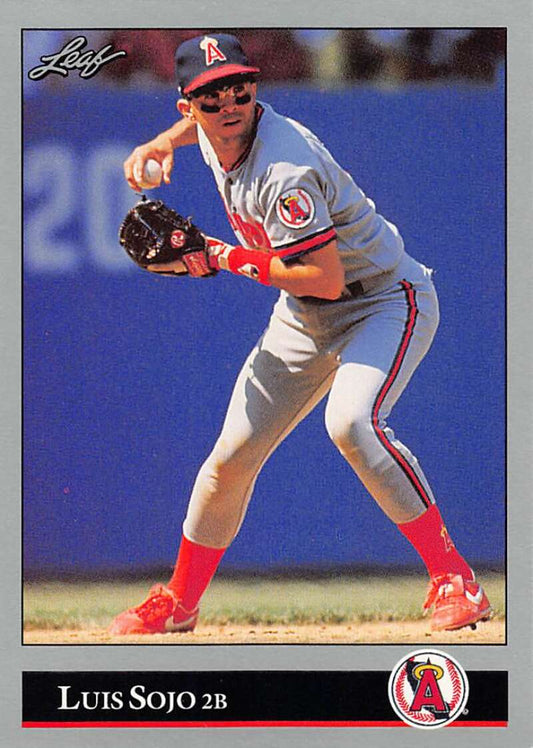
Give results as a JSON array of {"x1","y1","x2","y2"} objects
[{"x1": 175, "y1": 33, "x2": 260, "y2": 96}]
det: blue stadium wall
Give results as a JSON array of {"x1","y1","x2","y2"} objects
[{"x1": 23, "y1": 77, "x2": 505, "y2": 574}]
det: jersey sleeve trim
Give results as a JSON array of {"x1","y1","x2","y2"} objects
[{"x1": 274, "y1": 226, "x2": 336, "y2": 262}]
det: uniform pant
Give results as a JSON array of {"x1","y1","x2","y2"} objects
[{"x1": 183, "y1": 254, "x2": 440, "y2": 548}]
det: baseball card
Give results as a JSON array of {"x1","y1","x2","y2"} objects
[{"x1": 3, "y1": 0, "x2": 532, "y2": 745}]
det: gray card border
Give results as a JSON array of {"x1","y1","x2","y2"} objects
[{"x1": 3, "y1": 0, "x2": 532, "y2": 746}]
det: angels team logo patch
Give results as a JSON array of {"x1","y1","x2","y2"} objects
[
  {"x1": 275, "y1": 188, "x2": 315, "y2": 229},
  {"x1": 388, "y1": 649, "x2": 469, "y2": 729}
]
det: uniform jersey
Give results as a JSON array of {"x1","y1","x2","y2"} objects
[{"x1": 197, "y1": 101, "x2": 405, "y2": 287}]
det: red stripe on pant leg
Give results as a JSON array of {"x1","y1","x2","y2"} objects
[{"x1": 371, "y1": 280, "x2": 431, "y2": 509}]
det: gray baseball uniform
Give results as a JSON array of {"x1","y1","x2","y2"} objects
[{"x1": 183, "y1": 101, "x2": 439, "y2": 548}]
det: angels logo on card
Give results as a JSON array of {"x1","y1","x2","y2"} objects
[
  {"x1": 388, "y1": 649, "x2": 469, "y2": 729},
  {"x1": 275, "y1": 188, "x2": 315, "y2": 229}
]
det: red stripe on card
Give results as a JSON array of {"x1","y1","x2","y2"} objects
[
  {"x1": 21, "y1": 720, "x2": 508, "y2": 729},
  {"x1": 449, "y1": 722, "x2": 508, "y2": 728},
  {"x1": 371, "y1": 280, "x2": 432, "y2": 509},
  {"x1": 275, "y1": 227, "x2": 336, "y2": 258}
]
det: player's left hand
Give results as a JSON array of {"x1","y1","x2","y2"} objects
[
  {"x1": 118, "y1": 197, "x2": 217, "y2": 278},
  {"x1": 148, "y1": 236, "x2": 231, "y2": 273}
]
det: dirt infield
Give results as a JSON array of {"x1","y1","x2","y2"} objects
[{"x1": 24, "y1": 619, "x2": 503, "y2": 645}]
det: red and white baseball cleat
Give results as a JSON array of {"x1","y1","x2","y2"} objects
[
  {"x1": 423, "y1": 573, "x2": 492, "y2": 631},
  {"x1": 108, "y1": 584, "x2": 198, "y2": 635}
]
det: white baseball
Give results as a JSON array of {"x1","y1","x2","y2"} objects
[{"x1": 140, "y1": 159, "x2": 162, "y2": 188}]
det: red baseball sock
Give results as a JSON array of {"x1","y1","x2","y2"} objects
[
  {"x1": 398, "y1": 504, "x2": 473, "y2": 579},
  {"x1": 167, "y1": 535, "x2": 226, "y2": 611}
]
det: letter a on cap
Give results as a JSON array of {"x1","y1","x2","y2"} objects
[{"x1": 200, "y1": 36, "x2": 227, "y2": 66}]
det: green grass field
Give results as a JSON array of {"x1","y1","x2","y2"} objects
[{"x1": 23, "y1": 571, "x2": 505, "y2": 631}]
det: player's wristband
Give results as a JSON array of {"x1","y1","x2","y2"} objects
[{"x1": 207, "y1": 238, "x2": 273, "y2": 285}]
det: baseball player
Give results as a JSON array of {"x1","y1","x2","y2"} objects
[{"x1": 110, "y1": 33, "x2": 491, "y2": 635}]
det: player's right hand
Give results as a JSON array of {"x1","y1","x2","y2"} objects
[{"x1": 123, "y1": 134, "x2": 174, "y2": 192}]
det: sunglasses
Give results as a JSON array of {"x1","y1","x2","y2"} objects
[{"x1": 190, "y1": 79, "x2": 254, "y2": 113}]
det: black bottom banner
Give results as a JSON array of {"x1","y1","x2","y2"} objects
[{"x1": 22, "y1": 669, "x2": 507, "y2": 729}]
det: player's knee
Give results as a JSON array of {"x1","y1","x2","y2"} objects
[
  {"x1": 199, "y1": 442, "x2": 258, "y2": 495},
  {"x1": 325, "y1": 407, "x2": 373, "y2": 456}
]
